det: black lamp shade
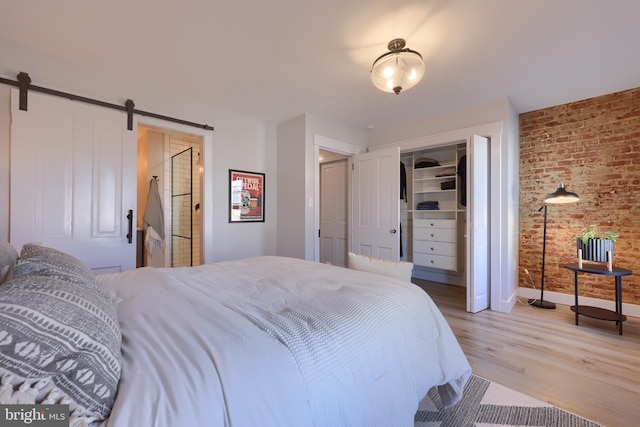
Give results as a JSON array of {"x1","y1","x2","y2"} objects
[{"x1": 545, "y1": 183, "x2": 579, "y2": 204}]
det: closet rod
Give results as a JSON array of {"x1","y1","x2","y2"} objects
[{"x1": 0, "y1": 72, "x2": 214, "y2": 132}]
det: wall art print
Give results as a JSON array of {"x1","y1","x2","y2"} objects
[{"x1": 229, "y1": 169, "x2": 265, "y2": 222}]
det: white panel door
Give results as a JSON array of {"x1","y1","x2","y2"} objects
[
  {"x1": 10, "y1": 89, "x2": 137, "y2": 273},
  {"x1": 320, "y1": 159, "x2": 348, "y2": 266},
  {"x1": 467, "y1": 135, "x2": 490, "y2": 312},
  {"x1": 351, "y1": 147, "x2": 400, "y2": 260}
]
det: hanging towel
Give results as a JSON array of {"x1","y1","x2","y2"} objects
[{"x1": 143, "y1": 178, "x2": 165, "y2": 257}]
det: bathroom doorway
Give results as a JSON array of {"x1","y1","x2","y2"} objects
[{"x1": 137, "y1": 125, "x2": 203, "y2": 267}]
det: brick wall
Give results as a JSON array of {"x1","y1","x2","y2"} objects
[{"x1": 519, "y1": 88, "x2": 640, "y2": 305}]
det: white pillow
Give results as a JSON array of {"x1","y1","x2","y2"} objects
[{"x1": 348, "y1": 252, "x2": 413, "y2": 282}]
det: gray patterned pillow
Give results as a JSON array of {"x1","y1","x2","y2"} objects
[
  {"x1": 16, "y1": 243, "x2": 95, "y2": 285},
  {"x1": 0, "y1": 245, "x2": 122, "y2": 424},
  {"x1": 0, "y1": 240, "x2": 19, "y2": 284}
]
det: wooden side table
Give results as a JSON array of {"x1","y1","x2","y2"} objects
[{"x1": 564, "y1": 263, "x2": 632, "y2": 335}]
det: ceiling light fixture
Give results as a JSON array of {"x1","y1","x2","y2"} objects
[{"x1": 370, "y1": 38, "x2": 425, "y2": 95}]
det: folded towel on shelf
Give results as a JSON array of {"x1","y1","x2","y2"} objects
[
  {"x1": 417, "y1": 201, "x2": 440, "y2": 210},
  {"x1": 440, "y1": 179, "x2": 456, "y2": 190},
  {"x1": 414, "y1": 157, "x2": 441, "y2": 169}
]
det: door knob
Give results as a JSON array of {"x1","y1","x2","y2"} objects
[{"x1": 390, "y1": 229, "x2": 397, "y2": 234}]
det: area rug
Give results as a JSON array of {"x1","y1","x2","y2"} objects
[{"x1": 415, "y1": 374, "x2": 602, "y2": 427}]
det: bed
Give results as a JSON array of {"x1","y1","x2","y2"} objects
[{"x1": 0, "y1": 242, "x2": 471, "y2": 427}]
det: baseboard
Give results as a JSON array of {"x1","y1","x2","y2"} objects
[{"x1": 518, "y1": 287, "x2": 640, "y2": 318}]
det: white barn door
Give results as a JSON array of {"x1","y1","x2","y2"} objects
[
  {"x1": 10, "y1": 89, "x2": 137, "y2": 273},
  {"x1": 466, "y1": 135, "x2": 490, "y2": 312},
  {"x1": 351, "y1": 147, "x2": 400, "y2": 260}
]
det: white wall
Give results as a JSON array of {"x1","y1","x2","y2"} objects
[
  {"x1": 367, "y1": 98, "x2": 511, "y2": 146},
  {"x1": 276, "y1": 115, "x2": 307, "y2": 258},
  {"x1": 0, "y1": 38, "x2": 275, "y2": 262},
  {"x1": 502, "y1": 99, "x2": 520, "y2": 311}
]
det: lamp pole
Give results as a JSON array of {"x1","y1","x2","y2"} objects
[
  {"x1": 529, "y1": 205, "x2": 556, "y2": 308},
  {"x1": 529, "y1": 183, "x2": 579, "y2": 309}
]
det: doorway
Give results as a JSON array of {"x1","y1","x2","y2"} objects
[
  {"x1": 137, "y1": 125, "x2": 203, "y2": 267},
  {"x1": 313, "y1": 135, "x2": 366, "y2": 265},
  {"x1": 319, "y1": 150, "x2": 348, "y2": 267}
]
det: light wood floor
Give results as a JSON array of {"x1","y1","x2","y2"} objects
[{"x1": 413, "y1": 279, "x2": 640, "y2": 427}]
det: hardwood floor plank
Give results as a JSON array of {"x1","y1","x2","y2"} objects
[{"x1": 413, "y1": 279, "x2": 640, "y2": 427}]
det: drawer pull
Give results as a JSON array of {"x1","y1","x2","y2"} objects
[
  {"x1": 430, "y1": 222, "x2": 434, "y2": 227},
  {"x1": 431, "y1": 247, "x2": 434, "y2": 251},
  {"x1": 430, "y1": 260, "x2": 435, "y2": 264},
  {"x1": 430, "y1": 234, "x2": 434, "y2": 237}
]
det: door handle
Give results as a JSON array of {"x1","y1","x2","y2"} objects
[
  {"x1": 390, "y1": 229, "x2": 397, "y2": 234},
  {"x1": 126, "y1": 209, "x2": 133, "y2": 244}
]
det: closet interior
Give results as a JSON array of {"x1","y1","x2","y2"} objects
[{"x1": 401, "y1": 143, "x2": 467, "y2": 286}]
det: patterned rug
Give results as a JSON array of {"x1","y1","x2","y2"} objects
[{"x1": 415, "y1": 374, "x2": 602, "y2": 427}]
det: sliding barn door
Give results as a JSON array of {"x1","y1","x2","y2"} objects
[
  {"x1": 351, "y1": 147, "x2": 400, "y2": 260},
  {"x1": 10, "y1": 88, "x2": 137, "y2": 273}
]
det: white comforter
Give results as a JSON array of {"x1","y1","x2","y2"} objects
[{"x1": 96, "y1": 256, "x2": 471, "y2": 427}]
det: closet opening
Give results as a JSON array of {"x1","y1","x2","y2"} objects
[{"x1": 401, "y1": 142, "x2": 467, "y2": 287}]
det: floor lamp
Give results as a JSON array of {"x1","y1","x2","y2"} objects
[{"x1": 529, "y1": 183, "x2": 580, "y2": 309}]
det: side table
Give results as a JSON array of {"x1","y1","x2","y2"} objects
[{"x1": 564, "y1": 263, "x2": 632, "y2": 335}]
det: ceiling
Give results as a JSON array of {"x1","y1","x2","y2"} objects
[{"x1": 1, "y1": 0, "x2": 639, "y2": 131}]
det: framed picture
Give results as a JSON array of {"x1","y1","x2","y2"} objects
[{"x1": 229, "y1": 169, "x2": 265, "y2": 223}]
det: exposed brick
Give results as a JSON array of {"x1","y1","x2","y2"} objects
[{"x1": 519, "y1": 87, "x2": 640, "y2": 305}]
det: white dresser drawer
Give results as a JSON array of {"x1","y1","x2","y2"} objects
[
  {"x1": 413, "y1": 219, "x2": 456, "y2": 229},
  {"x1": 414, "y1": 227, "x2": 456, "y2": 243},
  {"x1": 414, "y1": 241, "x2": 456, "y2": 257},
  {"x1": 413, "y1": 253, "x2": 457, "y2": 271}
]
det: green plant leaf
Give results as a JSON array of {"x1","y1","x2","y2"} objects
[{"x1": 573, "y1": 224, "x2": 619, "y2": 244}]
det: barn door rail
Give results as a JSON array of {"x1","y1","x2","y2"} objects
[{"x1": 0, "y1": 72, "x2": 214, "y2": 132}]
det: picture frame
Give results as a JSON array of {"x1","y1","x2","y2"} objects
[{"x1": 229, "y1": 169, "x2": 265, "y2": 223}]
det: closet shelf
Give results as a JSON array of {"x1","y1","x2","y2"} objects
[
  {"x1": 408, "y1": 209, "x2": 457, "y2": 213},
  {"x1": 414, "y1": 174, "x2": 456, "y2": 182},
  {"x1": 414, "y1": 189, "x2": 457, "y2": 194}
]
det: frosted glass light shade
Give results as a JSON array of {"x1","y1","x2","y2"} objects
[{"x1": 371, "y1": 39, "x2": 425, "y2": 95}]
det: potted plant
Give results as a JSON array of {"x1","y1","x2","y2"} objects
[{"x1": 572, "y1": 224, "x2": 620, "y2": 262}]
